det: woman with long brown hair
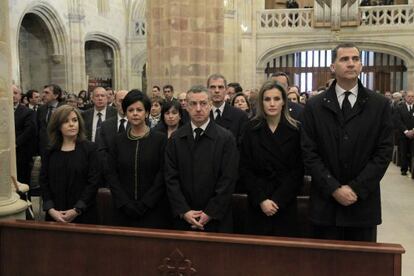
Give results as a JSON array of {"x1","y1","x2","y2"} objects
[
  {"x1": 239, "y1": 80, "x2": 303, "y2": 237},
  {"x1": 40, "y1": 105, "x2": 100, "y2": 223}
]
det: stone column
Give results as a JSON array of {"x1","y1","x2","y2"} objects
[
  {"x1": 147, "y1": 0, "x2": 224, "y2": 94},
  {"x1": 67, "y1": 0, "x2": 87, "y2": 93},
  {"x1": 0, "y1": 0, "x2": 28, "y2": 220},
  {"x1": 406, "y1": 66, "x2": 414, "y2": 91}
]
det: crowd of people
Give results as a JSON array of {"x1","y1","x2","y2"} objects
[{"x1": 12, "y1": 43, "x2": 395, "y2": 242}]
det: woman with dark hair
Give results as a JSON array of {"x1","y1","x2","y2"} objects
[
  {"x1": 239, "y1": 80, "x2": 304, "y2": 237},
  {"x1": 154, "y1": 100, "x2": 183, "y2": 138},
  {"x1": 148, "y1": 96, "x2": 164, "y2": 128},
  {"x1": 40, "y1": 105, "x2": 100, "y2": 224},
  {"x1": 231, "y1": 92, "x2": 253, "y2": 118},
  {"x1": 106, "y1": 89, "x2": 171, "y2": 228}
]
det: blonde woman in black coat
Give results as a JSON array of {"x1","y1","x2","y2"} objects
[{"x1": 240, "y1": 80, "x2": 303, "y2": 237}]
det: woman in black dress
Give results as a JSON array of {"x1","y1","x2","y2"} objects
[
  {"x1": 40, "y1": 105, "x2": 100, "y2": 224},
  {"x1": 240, "y1": 80, "x2": 304, "y2": 237},
  {"x1": 106, "y1": 90, "x2": 171, "y2": 228},
  {"x1": 154, "y1": 100, "x2": 184, "y2": 138}
]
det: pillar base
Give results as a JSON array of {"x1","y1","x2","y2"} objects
[{"x1": 0, "y1": 192, "x2": 28, "y2": 220}]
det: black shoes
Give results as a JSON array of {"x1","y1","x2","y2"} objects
[{"x1": 401, "y1": 171, "x2": 408, "y2": 176}]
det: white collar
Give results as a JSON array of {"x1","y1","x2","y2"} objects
[
  {"x1": 191, "y1": 118, "x2": 210, "y2": 133},
  {"x1": 335, "y1": 83, "x2": 358, "y2": 98}
]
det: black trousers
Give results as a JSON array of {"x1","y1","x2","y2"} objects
[
  {"x1": 311, "y1": 224, "x2": 377, "y2": 242},
  {"x1": 399, "y1": 136, "x2": 414, "y2": 173}
]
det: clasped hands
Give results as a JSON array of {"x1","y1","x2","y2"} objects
[
  {"x1": 405, "y1": 130, "x2": 414, "y2": 139},
  {"x1": 332, "y1": 185, "x2": 358, "y2": 206},
  {"x1": 48, "y1": 208, "x2": 79, "y2": 223},
  {"x1": 260, "y1": 199, "x2": 279, "y2": 216},
  {"x1": 183, "y1": 210, "x2": 210, "y2": 230}
]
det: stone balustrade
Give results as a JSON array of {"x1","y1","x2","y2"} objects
[
  {"x1": 359, "y1": 5, "x2": 414, "y2": 26},
  {"x1": 258, "y1": 9, "x2": 313, "y2": 31}
]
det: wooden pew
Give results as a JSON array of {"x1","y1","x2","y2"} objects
[{"x1": 0, "y1": 220, "x2": 404, "y2": 276}]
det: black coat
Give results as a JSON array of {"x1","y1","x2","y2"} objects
[
  {"x1": 106, "y1": 130, "x2": 171, "y2": 228},
  {"x1": 14, "y1": 104, "x2": 37, "y2": 184},
  {"x1": 210, "y1": 103, "x2": 248, "y2": 145},
  {"x1": 394, "y1": 103, "x2": 414, "y2": 136},
  {"x1": 39, "y1": 140, "x2": 100, "y2": 224},
  {"x1": 287, "y1": 101, "x2": 304, "y2": 122},
  {"x1": 165, "y1": 121, "x2": 238, "y2": 232},
  {"x1": 240, "y1": 118, "x2": 303, "y2": 236},
  {"x1": 301, "y1": 80, "x2": 393, "y2": 227},
  {"x1": 96, "y1": 116, "x2": 129, "y2": 153},
  {"x1": 36, "y1": 102, "x2": 64, "y2": 157},
  {"x1": 82, "y1": 106, "x2": 117, "y2": 141}
]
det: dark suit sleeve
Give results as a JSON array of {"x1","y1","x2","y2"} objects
[
  {"x1": 348, "y1": 102, "x2": 393, "y2": 200},
  {"x1": 39, "y1": 150, "x2": 54, "y2": 211},
  {"x1": 301, "y1": 104, "x2": 341, "y2": 198},
  {"x1": 16, "y1": 108, "x2": 36, "y2": 148},
  {"x1": 394, "y1": 106, "x2": 408, "y2": 133},
  {"x1": 204, "y1": 134, "x2": 238, "y2": 220},
  {"x1": 165, "y1": 138, "x2": 191, "y2": 217},
  {"x1": 74, "y1": 142, "x2": 100, "y2": 211},
  {"x1": 237, "y1": 112, "x2": 249, "y2": 146},
  {"x1": 239, "y1": 129, "x2": 268, "y2": 206},
  {"x1": 141, "y1": 136, "x2": 167, "y2": 209}
]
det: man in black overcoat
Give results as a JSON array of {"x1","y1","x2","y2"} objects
[
  {"x1": 393, "y1": 90, "x2": 414, "y2": 175},
  {"x1": 301, "y1": 43, "x2": 393, "y2": 242},
  {"x1": 13, "y1": 85, "x2": 37, "y2": 184},
  {"x1": 165, "y1": 85, "x2": 238, "y2": 233},
  {"x1": 207, "y1": 74, "x2": 248, "y2": 146}
]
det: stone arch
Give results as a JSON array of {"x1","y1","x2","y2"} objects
[
  {"x1": 16, "y1": 2, "x2": 68, "y2": 89},
  {"x1": 85, "y1": 32, "x2": 121, "y2": 90},
  {"x1": 131, "y1": 0, "x2": 146, "y2": 20},
  {"x1": 257, "y1": 40, "x2": 414, "y2": 69}
]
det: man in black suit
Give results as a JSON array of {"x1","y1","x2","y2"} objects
[
  {"x1": 394, "y1": 90, "x2": 414, "y2": 175},
  {"x1": 26, "y1": 89, "x2": 40, "y2": 111},
  {"x1": 37, "y1": 84, "x2": 63, "y2": 158},
  {"x1": 207, "y1": 73, "x2": 248, "y2": 145},
  {"x1": 302, "y1": 43, "x2": 393, "y2": 242},
  {"x1": 13, "y1": 85, "x2": 37, "y2": 184},
  {"x1": 270, "y1": 71, "x2": 303, "y2": 121},
  {"x1": 96, "y1": 89, "x2": 128, "y2": 154},
  {"x1": 165, "y1": 85, "x2": 238, "y2": 233},
  {"x1": 163, "y1": 84, "x2": 177, "y2": 102},
  {"x1": 82, "y1": 86, "x2": 117, "y2": 142}
]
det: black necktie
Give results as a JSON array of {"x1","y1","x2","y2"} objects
[
  {"x1": 215, "y1": 109, "x2": 221, "y2": 121},
  {"x1": 96, "y1": 112, "x2": 103, "y2": 130},
  {"x1": 118, "y1": 118, "x2": 126, "y2": 133},
  {"x1": 194, "y1": 128, "x2": 203, "y2": 142},
  {"x1": 46, "y1": 105, "x2": 54, "y2": 123},
  {"x1": 342, "y1": 91, "x2": 352, "y2": 118}
]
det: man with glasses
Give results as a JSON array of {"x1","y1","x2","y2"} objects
[{"x1": 165, "y1": 85, "x2": 238, "y2": 233}]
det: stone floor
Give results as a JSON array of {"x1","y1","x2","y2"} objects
[
  {"x1": 378, "y1": 163, "x2": 414, "y2": 276},
  {"x1": 29, "y1": 163, "x2": 413, "y2": 275}
]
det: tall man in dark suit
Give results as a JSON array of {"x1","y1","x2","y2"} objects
[
  {"x1": 82, "y1": 86, "x2": 117, "y2": 142},
  {"x1": 165, "y1": 85, "x2": 238, "y2": 233},
  {"x1": 301, "y1": 43, "x2": 393, "y2": 242},
  {"x1": 394, "y1": 90, "x2": 414, "y2": 175},
  {"x1": 207, "y1": 73, "x2": 248, "y2": 145},
  {"x1": 37, "y1": 84, "x2": 63, "y2": 158},
  {"x1": 26, "y1": 89, "x2": 40, "y2": 111},
  {"x1": 13, "y1": 85, "x2": 37, "y2": 184}
]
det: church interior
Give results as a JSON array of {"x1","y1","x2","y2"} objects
[{"x1": 1, "y1": 0, "x2": 414, "y2": 275}]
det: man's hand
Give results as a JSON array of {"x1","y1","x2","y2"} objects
[
  {"x1": 332, "y1": 185, "x2": 358, "y2": 206},
  {"x1": 260, "y1": 199, "x2": 279, "y2": 216},
  {"x1": 183, "y1": 210, "x2": 204, "y2": 230},
  {"x1": 48, "y1": 208, "x2": 67, "y2": 222}
]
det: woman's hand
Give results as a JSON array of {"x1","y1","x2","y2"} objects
[
  {"x1": 260, "y1": 199, "x2": 279, "y2": 216},
  {"x1": 61, "y1": 209, "x2": 79, "y2": 223},
  {"x1": 47, "y1": 208, "x2": 67, "y2": 222}
]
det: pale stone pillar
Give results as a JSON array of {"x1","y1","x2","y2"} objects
[
  {"x1": 147, "y1": 0, "x2": 224, "y2": 94},
  {"x1": 0, "y1": 0, "x2": 28, "y2": 220},
  {"x1": 67, "y1": 0, "x2": 87, "y2": 93}
]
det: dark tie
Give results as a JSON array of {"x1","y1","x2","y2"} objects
[
  {"x1": 118, "y1": 118, "x2": 126, "y2": 133},
  {"x1": 96, "y1": 112, "x2": 103, "y2": 130},
  {"x1": 342, "y1": 91, "x2": 352, "y2": 118},
  {"x1": 409, "y1": 105, "x2": 412, "y2": 114},
  {"x1": 46, "y1": 105, "x2": 54, "y2": 123},
  {"x1": 33, "y1": 105, "x2": 37, "y2": 111},
  {"x1": 194, "y1": 128, "x2": 203, "y2": 142},
  {"x1": 215, "y1": 109, "x2": 221, "y2": 121}
]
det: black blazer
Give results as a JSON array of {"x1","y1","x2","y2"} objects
[
  {"x1": 36, "y1": 102, "x2": 64, "y2": 157},
  {"x1": 210, "y1": 103, "x2": 248, "y2": 145},
  {"x1": 82, "y1": 106, "x2": 117, "y2": 141},
  {"x1": 287, "y1": 101, "x2": 304, "y2": 122},
  {"x1": 240, "y1": 118, "x2": 303, "y2": 209},
  {"x1": 96, "y1": 116, "x2": 129, "y2": 153},
  {"x1": 394, "y1": 103, "x2": 414, "y2": 135},
  {"x1": 165, "y1": 121, "x2": 238, "y2": 232}
]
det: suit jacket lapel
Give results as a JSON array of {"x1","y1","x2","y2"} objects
[{"x1": 344, "y1": 81, "x2": 369, "y2": 123}]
